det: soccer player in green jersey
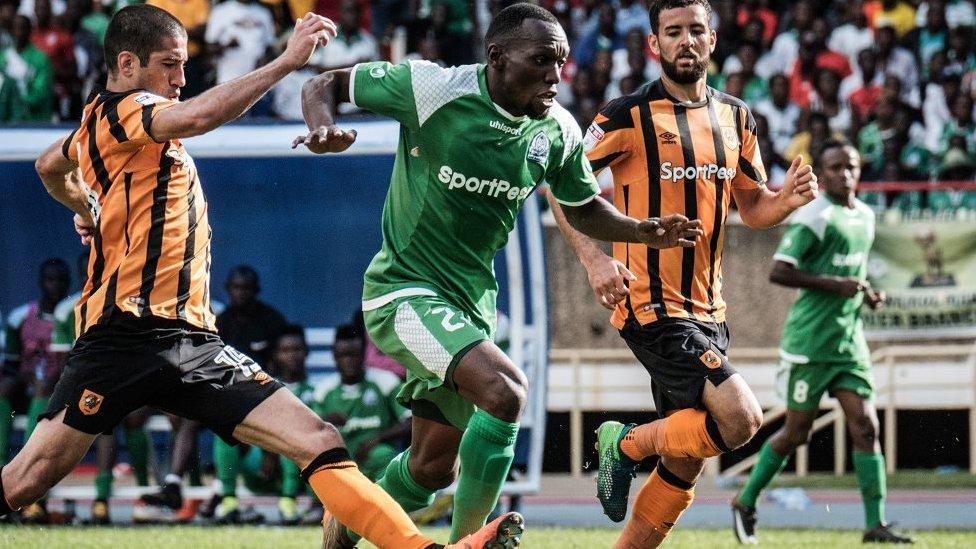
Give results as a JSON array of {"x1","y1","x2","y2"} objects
[
  {"x1": 732, "y1": 140, "x2": 913, "y2": 544},
  {"x1": 294, "y1": 3, "x2": 703, "y2": 545}
]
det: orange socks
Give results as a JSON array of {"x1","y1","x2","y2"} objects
[
  {"x1": 302, "y1": 449, "x2": 433, "y2": 549},
  {"x1": 619, "y1": 409, "x2": 728, "y2": 461},
  {"x1": 614, "y1": 464, "x2": 695, "y2": 549}
]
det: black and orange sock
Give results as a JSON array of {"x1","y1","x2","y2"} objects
[
  {"x1": 614, "y1": 463, "x2": 695, "y2": 549},
  {"x1": 301, "y1": 448, "x2": 432, "y2": 549},
  {"x1": 619, "y1": 408, "x2": 729, "y2": 461}
]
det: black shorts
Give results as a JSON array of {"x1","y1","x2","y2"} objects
[
  {"x1": 620, "y1": 318, "x2": 736, "y2": 417},
  {"x1": 40, "y1": 312, "x2": 283, "y2": 444}
]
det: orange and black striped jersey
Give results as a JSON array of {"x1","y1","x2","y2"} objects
[
  {"x1": 583, "y1": 80, "x2": 767, "y2": 328},
  {"x1": 62, "y1": 89, "x2": 216, "y2": 337}
]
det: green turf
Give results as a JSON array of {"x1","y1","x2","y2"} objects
[
  {"x1": 1, "y1": 526, "x2": 974, "y2": 548},
  {"x1": 761, "y1": 471, "x2": 976, "y2": 490}
]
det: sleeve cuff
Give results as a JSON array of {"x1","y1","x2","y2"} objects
[
  {"x1": 554, "y1": 193, "x2": 598, "y2": 207},
  {"x1": 348, "y1": 63, "x2": 361, "y2": 109},
  {"x1": 772, "y1": 253, "x2": 799, "y2": 266}
]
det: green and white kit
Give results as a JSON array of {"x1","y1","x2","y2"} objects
[
  {"x1": 351, "y1": 60, "x2": 600, "y2": 428},
  {"x1": 774, "y1": 195, "x2": 876, "y2": 410}
]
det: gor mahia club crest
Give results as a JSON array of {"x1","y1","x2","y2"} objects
[{"x1": 527, "y1": 131, "x2": 550, "y2": 164}]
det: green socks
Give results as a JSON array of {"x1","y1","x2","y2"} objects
[
  {"x1": 346, "y1": 449, "x2": 436, "y2": 543},
  {"x1": 449, "y1": 410, "x2": 519, "y2": 542},
  {"x1": 0, "y1": 398, "x2": 12, "y2": 465},
  {"x1": 738, "y1": 441, "x2": 789, "y2": 508},
  {"x1": 853, "y1": 451, "x2": 886, "y2": 529},
  {"x1": 25, "y1": 396, "x2": 50, "y2": 438},
  {"x1": 279, "y1": 456, "x2": 300, "y2": 498},
  {"x1": 125, "y1": 428, "x2": 150, "y2": 486},
  {"x1": 214, "y1": 438, "x2": 240, "y2": 498},
  {"x1": 95, "y1": 469, "x2": 113, "y2": 501}
]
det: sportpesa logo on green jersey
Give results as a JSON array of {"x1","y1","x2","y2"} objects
[{"x1": 437, "y1": 165, "x2": 534, "y2": 201}]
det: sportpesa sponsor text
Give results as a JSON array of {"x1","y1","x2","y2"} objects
[
  {"x1": 659, "y1": 161, "x2": 737, "y2": 182},
  {"x1": 437, "y1": 165, "x2": 534, "y2": 201}
]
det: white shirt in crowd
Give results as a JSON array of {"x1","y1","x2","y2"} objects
[
  {"x1": 205, "y1": 0, "x2": 275, "y2": 85},
  {"x1": 828, "y1": 24, "x2": 874, "y2": 68},
  {"x1": 753, "y1": 98, "x2": 801, "y2": 156}
]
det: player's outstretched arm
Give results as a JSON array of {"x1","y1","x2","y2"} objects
[
  {"x1": 151, "y1": 14, "x2": 337, "y2": 142},
  {"x1": 734, "y1": 156, "x2": 819, "y2": 229},
  {"x1": 559, "y1": 195, "x2": 703, "y2": 248},
  {"x1": 770, "y1": 259, "x2": 868, "y2": 298},
  {"x1": 547, "y1": 192, "x2": 635, "y2": 310},
  {"x1": 292, "y1": 68, "x2": 358, "y2": 154}
]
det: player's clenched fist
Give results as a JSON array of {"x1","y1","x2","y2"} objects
[
  {"x1": 780, "y1": 156, "x2": 819, "y2": 209},
  {"x1": 636, "y1": 214, "x2": 703, "y2": 249},
  {"x1": 292, "y1": 125, "x2": 358, "y2": 154},
  {"x1": 281, "y1": 13, "x2": 337, "y2": 70}
]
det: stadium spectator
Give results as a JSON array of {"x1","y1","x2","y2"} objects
[
  {"x1": 0, "y1": 257, "x2": 70, "y2": 522},
  {"x1": 615, "y1": 0, "x2": 650, "y2": 38},
  {"x1": 936, "y1": 93, "x2": 976, "y2": 158},
  {"x1": 309, "y1": 0, "x2": 377, "y2": 72},
  {"x1": 858, "y1": 93, "x2": 901, "y2": 176},
  {"x1": 77, "y1": 0, "x2": 109, "y2": 45},
  {"x1": 874, "y1": 19, "x2": 921, "y2": 106},
  {"x1": 736, "y1": 0, "x2": 776, "y2": 46},
  {"x1": 717, "y1": 43, "x2": 768, "y2": 104},
  {"x1": 810, "y1": 68, "x2": 852, "y2": 135},
  {"x1": 147, "y1": 0, "x2": 212, "y2": 98},
  {"x1": 754, "y1": 73, "x2": 801, "y2": 157},
  {"x1": 209, "y1": 325, "x2": 317, "y2": 525},
  {"x1": 909, "y1": 0, "x2": 948, "y2": 80},
  {"x1": 842, "y1": 48, "x2": 884, "y2": 126},
  {"x1": 867, "y1": 0, "x2": 917, "y2": 38},
  {"x1": 0, "y1": 14, "x2": 53, "y2": 121},
  {"x1": 313, "y1": 0, "x2": 369, "y2": 31},
  {"x1": 573, "y1": 2, "x2": 620, "y2": 69},
  {"x1": 786, "y1": 31, "x2": 851, "y2": 109},
  {"x1": 205, "y1": 0, "x2": 275, "y2": 85},
  {"x1": 759, "y1": 0, "x2": 814, "y2": 77},
  {"x1": 30, "y1": 0, "x2": 77, "y2": 119},
  {"x1": 785, "y1": 111, "x2": 845, "y2": 165},
  {"x1": 828, "y1": 0, "x2": 874, "y2": 68},
  {"x1": 754, "y1": 113, "x2": 788, "y2": 190},
  {"x1": 216, "y1": 265, "x2": 289, "y2": 370}
]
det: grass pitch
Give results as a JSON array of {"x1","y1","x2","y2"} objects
[{"x1": 1, "y1": 526, "x2": 974, "y2": 548}]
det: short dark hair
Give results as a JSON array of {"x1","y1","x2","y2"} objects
[
  {"x1": 227, "y1": 265, "x2": 260, "y2": 289},
  {"x1": 484, "y1": 2, "x2": 559, "y2": 53},
  {"x1": 648, "y1": 0, "x2": 712, "y2": 35},
  {"x1": 104, "y1": 5, "x2": 186, "y2": 75},
  {"x1": 815, "y1": 138, "x2": 855, "y2": 169},
  {"x1": 39, "y1": 257, "x2": 70, "y2": 279},
  {"x1": 275, "y1": 324, "x2": 308, "y2": 349},
  {"x1": 334, "y1": 323, "x2": 365, "y2": 351}
]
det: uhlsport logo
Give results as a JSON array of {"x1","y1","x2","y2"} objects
[
  {"x1": 660, "y1": 161, "x2": 736, "y2": 183},
  {"x1": 438, "y1": 165, "x2": 533, "y2": 202},
  {"x1": 490, "y1": 120, "x2": 522, "y2": 136}
]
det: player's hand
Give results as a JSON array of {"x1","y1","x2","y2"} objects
[
  {"x1": 74, "y1": 213, "x2": 94, "y2": 246},
  {"x1": 780, "y1": 156, "x2": 819, "y2": 209},
  {"x1": 833, "y1": 277, "x2": 863, "y2": 298},
  {"x1": 636, "y1": 214, "x2": 703, "y2": 249},
  {"x1": 583, "y1": 254, "x2": 636, "y2": 310},
  {"x1": 280, "y1": 13, "x2": 337, "y2": 70},
  {"x1": 862, "y1": 282, "x2": 886, "y2": 309},
  {"x1": 292, "y1": 125, "x2": 358, "y2": 154}
]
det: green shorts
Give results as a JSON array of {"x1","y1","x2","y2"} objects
[
  {"x1": 778, "y1": 360, "x2": 875, "y2": 411},
  {"x1": 363, "y1": 292, "x2": 488, "y2": 430}
]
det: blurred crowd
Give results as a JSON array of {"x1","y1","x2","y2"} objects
[{"x1": 1, "y1": 0, "x2": 975, "y2": 192}]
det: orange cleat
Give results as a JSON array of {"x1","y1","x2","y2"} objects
[{"x1": 447, "y1": 512, "x2": 524, "y2": 549}]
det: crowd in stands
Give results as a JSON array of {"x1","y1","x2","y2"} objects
[{"x1": 1, "y1": 0, "x2": 974, "y2": 199}]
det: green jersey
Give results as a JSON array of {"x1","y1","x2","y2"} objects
[
  {"x1": 774, "y1": 195, "x2": 875, "y2": 365},
  {"x1": 313, "y1": 369, "x2": 409, "y2": 452},
  {"x1": 351, "y1": 60, "x2": 600, "y2": 333},
  {"x1": 49, "y1": 292, "x2": 80, "y2": 353}
]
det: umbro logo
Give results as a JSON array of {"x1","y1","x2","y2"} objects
[{"x1": 659, "y1": 131, "x2": 677, "y2": 144}]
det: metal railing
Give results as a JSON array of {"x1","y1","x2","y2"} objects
[{"x1": 549, "y1": 341, "x2": 976, "y2": 478}]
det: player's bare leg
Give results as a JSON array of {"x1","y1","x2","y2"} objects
[
  {"x1": 835, "y1": 390, "x2": 912, "y2": 543},
  {"x1": 0, "y1": 410, "x2": 97, "y2": 513},
  {"x1": 733, "y1": 407, "x2": 817, "y2": 543}
]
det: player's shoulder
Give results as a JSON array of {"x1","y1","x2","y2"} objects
[
  {"x1": 365, "y1": 368, "x2": 402, "y2": 395},
  {"x1": 791, "y1": 196, "x2": 833, "y2": 239},
  {"x1": 598, "y1": 81, "x2": 664, "y2": 123},
  {"x1": 853, "y1": 198, "x2": 876, "y2": 218},
  {"x1": 708, "y1": 86, "x2": 752, "y2": 112},
  {"x1": 5, "y1": 302, "x2": 33, "y2": 329},
  {"x1": 54, "y1": 293, "x2": 80, "y2": 322},
  {"x1": 397, "y1": 61, "x2": 481, "y2": 124}
]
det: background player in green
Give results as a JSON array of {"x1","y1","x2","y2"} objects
[
  {"x1": 732, "y1": 140, "x2": 913, "y2": 544},
  {"x1": 211, "y1": 325, "x2": 317, "y2": 525},
  {"x1": 294, "y1": 3, "x2": 703, "y2": 545},
  {"x1": 49, "y1": 249, "x2": 152, "y2": 525}
]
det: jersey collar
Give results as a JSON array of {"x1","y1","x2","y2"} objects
[{"x1": 653, "y1": 78, "x2": 711, "y2": 108}]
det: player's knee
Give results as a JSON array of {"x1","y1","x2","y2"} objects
[
  {"x1": 850, "y1": 414, "x2": 878, "y2": 447},
  {"x1": 718, "y1": 403, "x2": 762, "y2": 449},
  {"x1": 295, "y1": 419, "x2": 344, "y2": 464},
  {"x1": 478, "y1": 369, "x2": 528, "y2": 422},
  {"x1": 782, "y1": 426, "x2": 813, "y2": 451}
]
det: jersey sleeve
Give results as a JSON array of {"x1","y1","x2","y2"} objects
[
  {"x1": 349, "y1": 61, "x2": 418, "y2": 127},
  {"x1": 773, "y1": 223, "x2": 819, "y2": 267},
  {"x1": 584, "y1": 107, "x2": 635, "y2": 176},
  {"x1": 107, "y1": 92, "x2": 179, "y2": 146},
  {"x1": 61, "y1": 128, "x2": 80, "y2": 161},
  {"x1": 387, "y1": 382, "x2": 411, "y2": 421},
  {"x1": 547, "y1": 105, "x2": 600, "y2": 206},
  {"x1": 732, "y1": 106, "x2": 768, "y2": 190}
]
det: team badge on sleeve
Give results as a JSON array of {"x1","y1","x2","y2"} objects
[
  {"x1": 583, "y1": 123, "x2": 605, "y2": 151},
  {"x1": 133, "y1": 92, "x2": 165, "y2": 106}
]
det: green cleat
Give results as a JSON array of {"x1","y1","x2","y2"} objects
[{"x1": 595, "y1": 421, "x2": 638, "y2": 522}]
